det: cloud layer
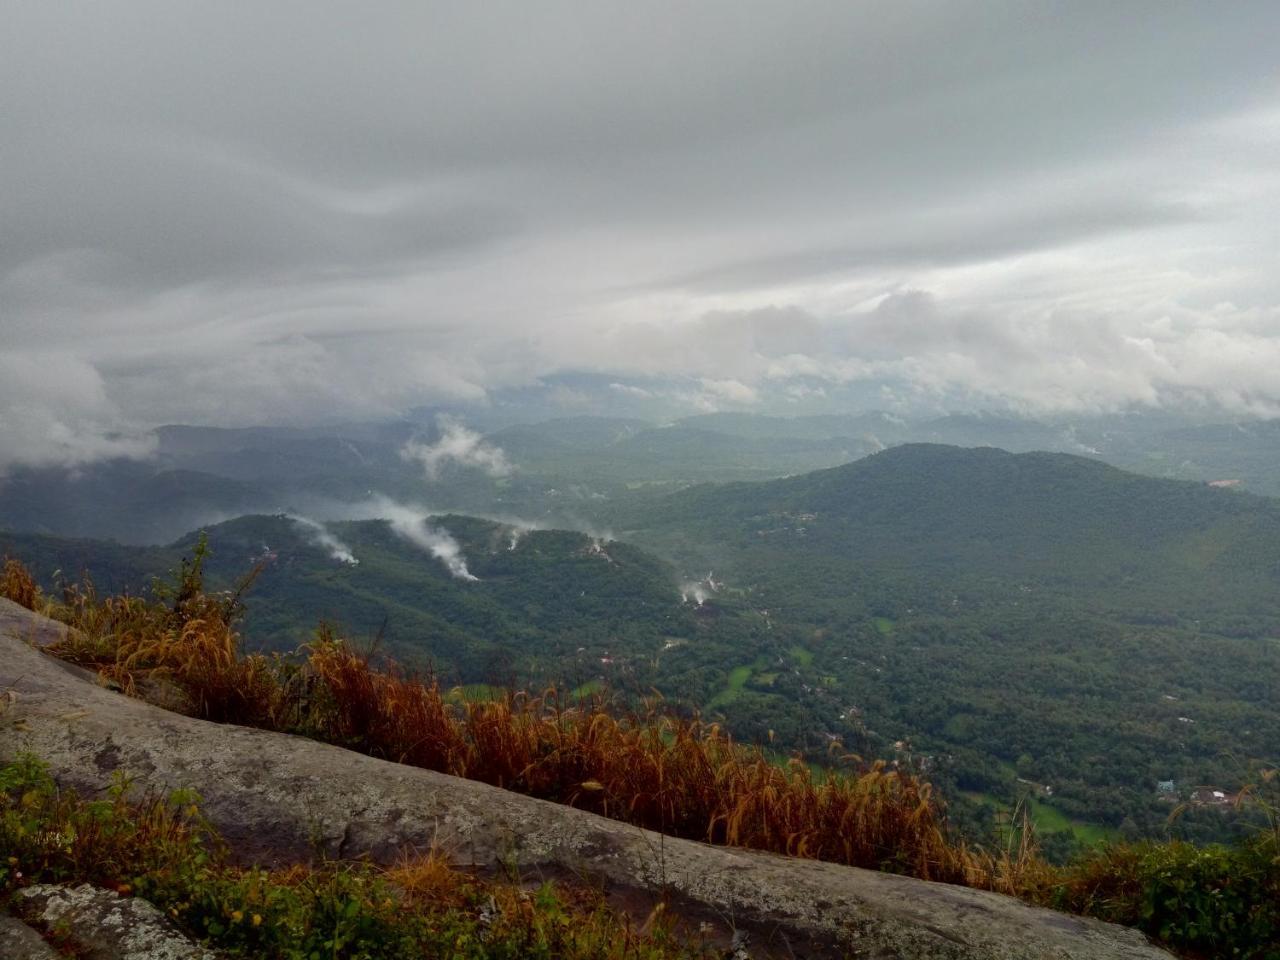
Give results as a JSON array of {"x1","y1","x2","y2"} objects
[{"x1": 4, "y1": 2, "x2": 1280, "y2": 467}]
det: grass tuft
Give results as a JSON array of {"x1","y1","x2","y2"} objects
[{"x1": 1, "y1": 556, "x2": 40, "y2": 610}]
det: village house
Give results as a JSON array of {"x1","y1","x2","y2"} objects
[{"x1": 1189, "y1": 787, "x2": 1237, "y2": 807}]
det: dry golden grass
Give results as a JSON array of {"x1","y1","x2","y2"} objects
[
  {"x1": 1, "y1": 556, "x2": 39, "y2": 610},
  {"x1": 13, "y1": 556, "x2": 1028, "y2": 890},
  {"x1": 305, "y1": 641, "x2": 986, "y2": 882},
  {"x1": 45, "y1": 575, "x2": 281, "y2": 726}
]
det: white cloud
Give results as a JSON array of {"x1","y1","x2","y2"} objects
[
  {"x1": 289, "y1": 514, "x2": 358, "y2": 565},
  {"x1": 609, "y1": 382, "x2": 653, "y2": 398},
  {"x1": 390, "y1": 515, "x2": 478, "y2": 582},
  {"x1": 400, "y1": 416, "x2": 511, "y2": 480},
  {"x1": 689, "y1": 378, "x2": 759, "y2": 411},
  {"x1": 752, "y1": 293, "x2": 1280, "y2": 417},
  {"x1": 330, "y1": 495, "x2": 478, "y2": 580},
  {"x1": 0, "y1": 352, "x2": 156, "y2": 473}
]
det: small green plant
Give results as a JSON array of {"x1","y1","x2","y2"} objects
[
  {"x1": 150, "y1": 532, "x2": 261, "y2": 630},
  {"x1": 0, "y1": 753, "x2": 218, "y2": 902},
  {"x1": 1047, "y1": 837, "x2": 1280, "y2": 958}
]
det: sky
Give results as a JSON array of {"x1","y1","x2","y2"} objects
[{"x1": 3, "y1": 1, "x2": 1280, "y2": 469}]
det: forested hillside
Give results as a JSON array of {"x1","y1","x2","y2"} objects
[
  {"x1": 621, "y1": 443, "x2": 1280, "y2": 633},
  {"x1": 5, "y1": 446, "x2": 1279, "y2": 857},
  {"x1": 615, "y1": 445, "x2": 1280, "y2": 851},
  {"x1": 0, "y1": 515, "x2": 698, "y2": 685}
]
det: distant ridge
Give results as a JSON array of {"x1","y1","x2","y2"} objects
[{"x1": 624, "y1": 442, "x2": 1280, "y2": 628}]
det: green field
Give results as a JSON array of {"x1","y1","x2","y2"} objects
[
  {"x1": 450, "y1": 683, "x2": 504, "y2": 702},
  {"x1": 788, "y1": 645, "x2": 814, "y2": 667},
  {"x1": 571, "y1": 678, "x2": 603, "y2": 699},
  {"x1": 707, "y1": 664, "x2": 754, "y2": 709},
  {"x1": 1028, "y1": 798, "x2": 1115, "y2": 846},
  {"x1": 963, "y1": 791, "x2": 1114, "y2": 847}
]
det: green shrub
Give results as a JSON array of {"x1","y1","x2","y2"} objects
[{"x1": 1055, "y1": 837, "x2": 1280, "y2": 958}]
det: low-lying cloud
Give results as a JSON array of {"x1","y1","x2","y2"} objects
[
  {"x1": 390, "y1": 515, "x2": 478, "y2": 582},
  {"x1": 289, "y1": 514, "x2": 358, "y2": 565},
  {"x1": 331, "y1": 495, "x2": 478, "y2": 581},
  {"x1": 0, "y1": 352, "x2": 156, "y2": 473},
  {"x1": 400, "y1": 417, "x2": 512, "y2": 480}
]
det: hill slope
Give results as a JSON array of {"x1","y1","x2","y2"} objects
[
  {"x1": 7, "y1": 448, "x2": 1279, "y2": 851},
  {"x1": 1, "y1": 513, "x2": 696, "y2": 685},
  {"x1": 616, "y1": 445, "x2": 1280, "y2": 846},
  {"x1": 624, "y1": 443, "x2": 1280, "y2": 632}
]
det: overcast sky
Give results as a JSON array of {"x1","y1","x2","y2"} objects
[{"x1": 3, "y1": 1, "x2": 1280, "y2": 468}]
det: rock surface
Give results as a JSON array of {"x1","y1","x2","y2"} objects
[
  {"x1": 0, "y1": 598, "x2": 1174, "y2": 959},
  {"x1": 14, "y1": 884, "x2": 215, "y2": 960},
  {"x1": 0, "y1": 915, "x2": 61, "y2": 960},
  {"x1": 0, "y1": 601, "x2": 70, "y2": 650}
]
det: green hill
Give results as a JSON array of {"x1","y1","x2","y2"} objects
[
  {"x1": 0, "y1": 511, "x2": 835, "y2": 753},
  {"x1": 623, "y1": 443, "x2": 1280, "y2": 634},
  {"x1": 1, "y1": 514, "x2": 696, "y2": 686},
  {"x1": 616, "y1": 445, "x2": 1280, "y2": 849}
]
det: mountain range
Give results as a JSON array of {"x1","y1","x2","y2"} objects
[{"x1": 5, "y1": 408, "x2": 1280, "y2": 545}]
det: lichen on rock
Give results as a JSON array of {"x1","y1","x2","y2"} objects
[
  {"x1": 15, "y1": 884, "x2": 217, "y2": 960},
  {"x1": 0, "y1": 914, "x2": 62, "y2": 960}
]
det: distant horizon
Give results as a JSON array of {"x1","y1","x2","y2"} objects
[{"x1": 135, "y1": 394, "x2": 1280, "y2": 438}]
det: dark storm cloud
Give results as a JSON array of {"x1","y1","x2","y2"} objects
[{"x1": 3, "y1": 1, "x2": 1280, "y2": 467}]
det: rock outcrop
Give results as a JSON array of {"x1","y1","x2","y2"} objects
[
  {"x1": 0, "y1": 914, "x2": 62, "y2": 960},
  {"x1": 14, "y1": 885, "x2": 217, "y2": 960},
  {"x1": 0, "y1": 599, "x2": 1173, "y2": 959}
]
